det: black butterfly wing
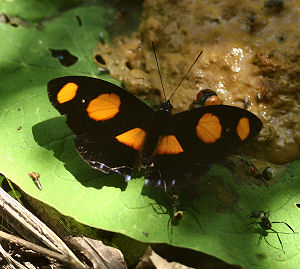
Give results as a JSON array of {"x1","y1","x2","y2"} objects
[
  {"x1": 151, "y1": 105, "x2": 262, "y2": 184},
  {"x1": 173, "y1": 105, "x2": 262, "y2": 163},
  {"x1": 48, "y1": 76, "x2": 154, "y2": 172},
  {"x1": 48, "y1": 76, "x2": 154, "y2": 138}
]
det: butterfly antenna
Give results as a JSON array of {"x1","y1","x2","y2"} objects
[
  {"x1": 152, "y1": 41, "x2": 167, "y2": 102},
  {"x1": 168, "y1": 50, "x2": 203, "y2": 101}
]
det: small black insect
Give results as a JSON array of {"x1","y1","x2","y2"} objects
[
  {"x1": 249, "y1": 210, "x2": 296, "y2": 253},
  {"x1": 143, "y1": 231, "x2": 149, "y2": 237}
]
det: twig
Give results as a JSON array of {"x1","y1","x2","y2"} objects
[
  {"x1": 0, "y1": 187, "x2": 87, "y2": 268},
  {"x1": 0, "y1": 243, "x2": 27, "y2": 269},
  {"x1": 0, "y1": 231, "x2": 86, "y2": 269}
]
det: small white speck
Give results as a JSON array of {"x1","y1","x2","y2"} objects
[
  {"x1": 216, "y1": 81, "x2": 226, "y2": 94},
  {"x1": 231, "y1": 47, "x2": 244, "y2": 57}
]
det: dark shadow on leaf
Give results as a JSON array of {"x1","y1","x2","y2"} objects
[{"x1": 32, "y1": 117, "x2": 127, "y2": 190}]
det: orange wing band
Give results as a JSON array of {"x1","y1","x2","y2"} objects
[
  {"x1": 87, "y1": 93, "x2": 121, "y2": 121},
  {"x1": 156, "y1": 135, "x2": 184, "y2": 155},
  {"x1": 115, "y1": 128, "x2": 146, "y2": 150},
  {"x1": 196, "y1": 113, "x2": 222, "y2": 143},
  {"x1": 57, "y1": 82, "x2": 78, "y2": 104},
  {"x1": 236, "y1": 117, "x2": 250, "y2": 141}
]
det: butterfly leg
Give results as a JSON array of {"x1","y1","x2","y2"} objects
[
  {"x1": 86, "y1": 160, "x2": 132, "y2": 181},
  {"x1": 144, "y1": 165, "x2": 164, "y2": 187},
  {"x1": 111, "y1": 166, "x2": 133, "y2": 182},
  {"x1": 87, "y1": 161, "x2": 132, "y2": 182},
  {"x1": 88, "y1": 161, "x2": 111, "y2": 173}
]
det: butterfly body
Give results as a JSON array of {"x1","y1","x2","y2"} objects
[
  {"x1": 140, "y1": 101, "x2": 173, "y2": 166},
  {"x1": 48, "y1": 76, "x2": 262, "y2": 186}
]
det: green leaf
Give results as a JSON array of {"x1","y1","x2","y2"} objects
[
  {"x1": 0, "y1": 3, "x2": 300, "y2": 269},
  {"x1": 0, "y1": 0, "x2": 85, "y2": 22}
]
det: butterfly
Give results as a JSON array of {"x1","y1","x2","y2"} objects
[{"x1": 47, "y1": 75, "x2": 262, "y2": 187}]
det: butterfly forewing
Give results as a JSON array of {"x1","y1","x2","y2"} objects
[
  {"x1": 172, "y1": 105, "x2": 262, "y2": 163},
  {"x1": 48, "y1": 76, "x2": 154, "y2": 140}
]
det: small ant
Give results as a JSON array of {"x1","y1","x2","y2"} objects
[
  {"x1": 249, "y1": 210, "x2": 296, "y2": 253},
  {"x1": 149, "y1": 192, "x2": 183, "y2": 242},
  {"x1": 169, "y1": 194, "x2": 183, "y2": 226},
  {"x1": 237, "y1": 156, "x2": 271, "y2": 188},
  {"x1": 150, "y1": 191, "x2": 201, "y2": 243}
]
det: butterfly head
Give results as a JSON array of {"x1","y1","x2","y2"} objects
[{"x1": 159, "y1": 100, "x2": 173, "y2": 113}]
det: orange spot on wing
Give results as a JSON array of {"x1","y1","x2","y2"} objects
[
  {"x1": 87, "y1": 93, "x2": 121, "y2": 121},
  {"x1": 236, "y1": 117, "x2": 250, "y2": 140},
  {"x1": 115, "y1": 128, "x2": 146, "y2": 150},
  {"x1": 196, "y1": 113, "x2": 222, "y2": 143},
  {"x1": 156, "y1": 135, "x2": 184, "y2": 155},
  {"x1": 57, "y1": 82, "x2": 78, "y2": 104}
]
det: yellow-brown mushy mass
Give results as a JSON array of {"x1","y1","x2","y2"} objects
[{"x1": 94, "y1": 0, "x2": 300, "y2": 164}]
